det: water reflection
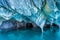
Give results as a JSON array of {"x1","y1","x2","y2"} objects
[{"x1": 0, "y1": 29, "x2": 60, "y2": 40}]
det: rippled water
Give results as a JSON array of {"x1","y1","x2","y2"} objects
[{"x1": 0, "y1": 29, "x2": 60, "y2": 40}]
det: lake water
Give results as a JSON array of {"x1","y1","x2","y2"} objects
[{"x1": 0, "y1": 29, "x2": 60, "y2": 40}]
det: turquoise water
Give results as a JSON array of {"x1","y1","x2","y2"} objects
[{"x1": 0, "y1": 29, "x2": 60, "y2": 40}]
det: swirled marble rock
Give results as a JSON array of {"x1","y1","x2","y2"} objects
[{"x1": 0, "y1": 0, "x2": 60, "y2": 32}]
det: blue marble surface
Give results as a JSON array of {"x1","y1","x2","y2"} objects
[
  {"x1": 0, "y1": 0, "x2": 60, "y2": 30},
  {"x1": 0, "y1": 0, "x2": 60, "y2": 31},
  {"x1": 0, "y1": 0, "x2": 60, "y2": 40}
]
